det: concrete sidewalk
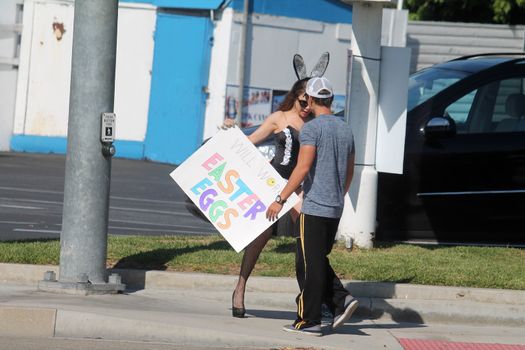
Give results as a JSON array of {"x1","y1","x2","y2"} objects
[{"x1": 1, "y1": 263, "x2": 525, "y2": 349}]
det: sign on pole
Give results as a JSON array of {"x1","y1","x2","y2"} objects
[{"x1": 170, "y1": 127, "x2": 299, "y2": 252}]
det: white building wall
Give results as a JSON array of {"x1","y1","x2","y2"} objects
[
  {"x1": 229, "y1": 13, "x2": 352, "y2": 94},
  {"x1": 0, "y1": 0, "x2": 21, "y2": 150},
  {"x1": 203, "y1": 12, "x2": 352, "y2": 139},
  {"x1": 203, "y1": 7, "x2": 234, "y2": 139},
  {"x1": 13, "y1": 0, "x2": 155, "y2": 141}
]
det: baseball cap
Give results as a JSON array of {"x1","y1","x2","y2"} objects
[{"x1": 305, "y1": 76, "x2": 334, "y2": 98}]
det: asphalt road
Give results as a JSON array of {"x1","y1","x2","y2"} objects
[{"x1": 0, "y1": 152, "x2": 215, "y2": 241}]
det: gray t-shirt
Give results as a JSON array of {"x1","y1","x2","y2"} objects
[{"x1": 299, "y1": 114, "x2": 354, "y2": 218}]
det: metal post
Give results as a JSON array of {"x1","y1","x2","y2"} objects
[{"x1": 38, "y1": 0, "x2": 124, "y2": 294}]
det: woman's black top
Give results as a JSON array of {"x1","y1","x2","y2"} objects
[{"x1": 270, "y1": 126, "x2": 300, "y2": 180}]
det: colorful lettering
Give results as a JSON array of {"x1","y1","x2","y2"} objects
[
  {"x1": 191, "y1": 178, "x2": 212, "y2": 196},
  {"x1": 217, "y1": 208, "x2": 239, "y2": 229},
  {"x1": 237, "y1": 193, "x2": 259, "y2": 210},
  {"x1": 202, "y1": 153, "x2": 224, "y2": 171},
  {"x1": 199, "y1": 188, "x2": 217, "y2": 211},
  {"x1": 209, "y1": 200, "x2": 228, "y2": 222},
  {"x1": 243, "y1": 200, "x2": 266, "y2": 220},
  {"x1": 229, "y1": 178, "x2": 253, "y2": 201},
  {"x1": 208, "y1": 162, "x2": 226, "y2": 182},
  {"x1": 217, "y1": 169, "x2": 239, "y2": 194}
]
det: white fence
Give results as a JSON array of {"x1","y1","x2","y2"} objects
[{"x1": 407, "y1": 21, "x2": 525, "y2": 72}]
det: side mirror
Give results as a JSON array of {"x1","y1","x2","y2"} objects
[{"x1": 421, "y1": 116, "x2": 456, "y2": 138}]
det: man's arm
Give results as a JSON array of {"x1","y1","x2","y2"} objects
[
  {"x1": 344, "y1": 153, "x2": 355, "y2": 194},
  {"x1": 265, "y1": 145, "x2": 316, "y2": 221}
]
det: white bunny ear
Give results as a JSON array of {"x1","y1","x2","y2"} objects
[
  {"x1": 293, "y1": 54, "x2": 308, "y2": 80},
  {"x1": 310, "y1": 52, "x2": 330, "y2": 77}
]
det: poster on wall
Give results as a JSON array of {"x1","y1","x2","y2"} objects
[
  {"x1": 170, "y1": 127, "x2": 299, "y2": 252},
  {"x1": 225, "y1": 85, "x2": 272, "y2": 127},
  {"x1": 332, "y1": 95, "x2": 346, "y2": 116},
  {"x1": 271, "y1": 90, "x2": 288, "y2": 112}
]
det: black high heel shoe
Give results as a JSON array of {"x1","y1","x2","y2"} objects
[{"x1": 232, "y1": 291, "x2": 246, "y2": 318}]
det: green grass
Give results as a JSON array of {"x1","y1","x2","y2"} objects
[{"x1": 0, "y1": 235, "x2": 524, "y2": 290}]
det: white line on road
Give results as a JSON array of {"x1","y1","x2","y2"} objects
[
  {"x1": 109, "y1": 218, "x2": 212, "y2": 229},
  {"x1": 0, "y1": 204, "x2": 42, "y2": 210},
  {"x1": 0, "y1": 186, "x2": 63, "y2": 195},
  {"x1": 109, "y1": 206, "x2": 193, "y2": 216},
  {"x1": 108, "y1": 225, "x2": 214, "y2": 233},
  {"x1": 0, "y1": 220, "x2": 38, "y2": 225},
  {"x1": 111, "y1": 195, "x2": 184, "y2": 206},
  {"x1": 13, "y1": 229, "x2": 61, "y2": 234},
  {"x1": 0, "y1": 186, "x2": 186, "y2": 206},
  {"x1": 0, "y1": 197, "x2": 62, "y2": 205}
]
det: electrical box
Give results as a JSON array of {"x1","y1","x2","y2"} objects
[{"x1": 101, "y1": 112, "x2": 116, "y2": 143}]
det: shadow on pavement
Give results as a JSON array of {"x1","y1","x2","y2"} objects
[{"x1": 348, "y1": 281, "x2": 425, "y2": 324}]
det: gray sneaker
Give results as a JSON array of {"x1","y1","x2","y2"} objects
[
  {"x1": 332, "y1": 296, "x2": 359, "y2": 329},
  {"x1": 282, "y1": 323, "x2": 322, "y2": 336}
]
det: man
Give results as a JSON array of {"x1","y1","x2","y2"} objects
[{"x1": 266, "y1": 76, "x2": 358, "y2": 336}]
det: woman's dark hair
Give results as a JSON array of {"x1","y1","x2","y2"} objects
[{"x1": 277, "y1": 78, "x2": 309, "y2": 112}]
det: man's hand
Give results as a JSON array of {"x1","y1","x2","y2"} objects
[{"x1": 266, "y1": 202, "x2": 283, "y2": 221}]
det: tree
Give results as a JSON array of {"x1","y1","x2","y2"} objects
[{"x1": 405, "y1": 0, "x2": 525, "y2": 24}]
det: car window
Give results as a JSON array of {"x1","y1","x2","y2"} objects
[
  {"x1": 443, "y1": 76, "x2": 525, "y2": 134},
  {"x1": 408, "y1": 67, "x2": 471, "y2": 111}
]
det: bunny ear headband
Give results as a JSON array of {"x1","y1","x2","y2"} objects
[{"x1": 293, "y1": 52, "x2": 330, "y2": 80}]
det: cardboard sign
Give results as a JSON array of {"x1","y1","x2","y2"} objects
[{"x1": 170, "y1": 127, "x2": 299, "y2": 252}]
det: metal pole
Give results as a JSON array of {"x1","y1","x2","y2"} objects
[
  {"x1": 235, "y1": 0, "x2": 249, "y2": 127},
  {"x1": 58, "y1": 0, "x2": 118, "y2": 285}
]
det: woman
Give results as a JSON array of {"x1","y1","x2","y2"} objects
[{"x1": 231, "y1": 78, "x2": 312, "y2": 318}]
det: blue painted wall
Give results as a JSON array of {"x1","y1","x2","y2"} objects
[
  {"x1": 120, "y1": 0, "x2": 224, "y2": 9},
  {"x1": 230, "y1": 0, "x2": 352, "y2": 24},
  {"x1": 120, "y1": 0, "x2": 353, "y2": 24},
  {"x1": 144, "y1": 12, "x2": 213, "y2": 164}
]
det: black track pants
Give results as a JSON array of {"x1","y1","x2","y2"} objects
[{"x1": 294, "y1": 213, "x2": 349, "y2": 325}]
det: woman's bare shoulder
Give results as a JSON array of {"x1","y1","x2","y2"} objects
[{"x1": 265, "y1": 110, "x2": 285, "y2": 121}]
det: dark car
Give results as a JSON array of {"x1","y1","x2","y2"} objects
[{"x1": 377, "y1": 53, "x2": 525, "y2": 245}]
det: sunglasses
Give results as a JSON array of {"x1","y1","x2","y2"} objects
[{"x1": 297, "y1": 98, "x2": 309, "y2": 109}]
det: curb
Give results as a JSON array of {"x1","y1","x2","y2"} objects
[{"x1": 1, "y1": 263, "x2": 525, "y2": 327}]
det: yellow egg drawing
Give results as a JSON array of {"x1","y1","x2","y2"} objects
[{"x1": 266, "y1": 178, "x2": 276, "y2": 186}]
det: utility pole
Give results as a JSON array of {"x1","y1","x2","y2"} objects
[{"x1": 39, "y1": 0, "x2": 124, "y2": 294}]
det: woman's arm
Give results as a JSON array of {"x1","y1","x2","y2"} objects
[{"x1": 247, "y1": 112, "x2": 281, "y2": 145}]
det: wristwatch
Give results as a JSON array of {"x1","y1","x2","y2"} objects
[{"x1": 275, "y1": 195, "x2": 286, "y2": 205}]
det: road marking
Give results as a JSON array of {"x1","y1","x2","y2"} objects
[
  {"x1": 109, "y1": 206, "x2": 194, "y2": 216},
  {"x1": 0, "y1": 204, "x2": 42, "y2": 210},
  {"x1": 0, "y1": 186, "x2": 186, "y2": 206},
  {"x1": 0, "y1": 186, "x2": 63, "y2": 195},
  {"x1": 111, "y1": 195, "x2": 184, "y2": 205},
  {"x1": 109, "y1": 218, "x2": 212, "y2": 229},
  {"x1": 108, "y1": 225, "x2": 214, "y2": 233},
  {"x1": 0, "y1": 220, "x2": 38, "y2": 225},
  {"x1": 13, "y1": 229, "x2": 61, "y2": 234}
]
